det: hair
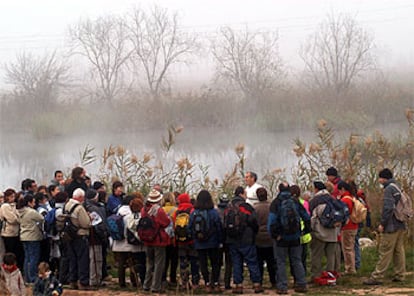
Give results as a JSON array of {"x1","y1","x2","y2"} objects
[
  {"x1": 3, "y1": 253, "x2": 17, "y2": 266},
  {"x1": 3, "y1": 188, "x2": 16, "y2": 202},
  {"x1": 325, "y1": 181, "x2": 334, "y2": 193},
  {"x1": 247, "y1": 171, "x2": 258, "y2": 182},
  {"x1": 256, "y1": 187, "x2": 268, "y2": 201},
  {"x1": 54, "y1": 191, "x2": 68, "y2": 203},
  {"x1": 122, "y1": 195, "x2": 134, "y2": 206},
  {"x1": 130, "y1": 198, "x2": 144, "y2": 213},
  {"x1": 337, "y1": 180, "x2": 352, "y2": 193},
  {"x1": 161, "y1": 192, "x2": 176, "y2": 206},
  {"x1": 34, "y1": 192, "x2": 48, "y2": 207},
  {"x1": 16, "y1": 194, "x2": 34, "y2": 209},
  {"x1": 98, "y1": 191, "x2": 107, "y2": 204},
  {"x1": 195, "y1": 190, "x2": 214, "y2": 210},
  {"x1": 278, "y1": 182, "x2": 290, "y2": 192},
  {"x1": 130, "y1": 191, "x2": 144, "y2": 201},
  {"x1": 71, "y1": 167, "x2": 84, "y2": 180},
  {"x1": 54, "y1": 170, "x2": 63, "y2": 178},
  {"x1": 21, "y1": 178, "x2": 35, "y2": 191},
  {"x1": 72, "y1": 188, "x2": 85, "y2": 199},
  {"x1": 37, "y1": 185, "x2": 47, "y2": 193},
  {"x1": 48, "y1": 185, "x2": 57, "y2": 195},
  {"x1": 290, "y1": 184, "x2": 301, "y2": 199},
  {"x1": 347, "y1": 179, "x2": 358, "y2": 197},
  {"x1": 112, "y1": 181, "x2": 123, "y2": 195},
  {"x1": 38, "y1": 262, "x2": 50, "y2": 274},
  {"x1": 234, "y1": 186, "x2": 245, "y2": 197}
]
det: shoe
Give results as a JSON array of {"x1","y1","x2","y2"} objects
[
  {"x1": 392, "y1": 278, "x2": 404, "y2": 282},
  {"x1": 103, "y1": 275, "x2": 112, "y2": 282},
  {"x1": 294, "y1": 286, "x2": 308, "y2": 293},
  {"x1": 205, "y1": 283, "x2": 212, "y2": 292},
  {"x1": 225, "y1": 285, "x2": 232, "y2": 290},
  {"x1": 143, "y1": 287, "x2": 150, "y2": 292},
  {"x1": 232, "y1": 285, "x2": 243, "y2": 294},
  {"x1": 212, "y1": 282, "x2": 222, "y2": 293},
  {"x1": 70, "y1": 282, "x2": 78, "y2": 290},
  {"x1": 277, "y1": 289, "x2": 288, "y2": 295},
  {"x1": 363, "y1": 278, "x2": 383, "y2": 285},
  {"x1": 253, "y1": 283, "x2": 264, "y2": 293},
  {"x1": 78, "y1": 283, "x2": 95, "y2": 290}
]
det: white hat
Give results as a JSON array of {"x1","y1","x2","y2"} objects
[{"x1": 147, "y1": 189, "x2": 162, "y2": 203}]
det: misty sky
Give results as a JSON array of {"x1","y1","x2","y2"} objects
[{"x1": 0, "y1": 0, "x2": 413, "y2": 89}]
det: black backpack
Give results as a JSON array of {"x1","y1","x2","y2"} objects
[
  {"x1": 320, "y1": 196, "x2": 349, "y2": 228},
  {"x1": 192, "y1": 210, "x2": 210, "y2": 241},
  {"x1": 278, "y1": 198, "x2": 301, "y2": 235},
  {"x1": 56, "y1": 203, "x2": 80, "y2": 241},
  {"x1": 223, "y1": 200, "x2": 251, "y2": 239},
  {"x1": 137, "y1": 214, "x2": 160, "y2": 243}
]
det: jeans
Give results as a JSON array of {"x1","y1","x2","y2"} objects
[
  {"x1": 197, "y1": 248, "x2": 220, "y2": 285},
  {"x1": 67, "y1": 236, "x2": 90, "y2": 285},
  {"x1": 229, "y1": 244, "x2": 261, "y2": 285},
  {"x1": 22, "y1": 241, "x2": 41, "y2": 283},
  {"x1": 355, "y1": 227, "x2": 361, "y2": 270},
  {"x1": 275, "y1": 244, "x2": 306, "y2": 290},
  {"x1": 219, "y1": 245, "x2": 232, "y2": 288},
  {"x1": 178, "y1": 245, "x2": 200, "y2": 285}
]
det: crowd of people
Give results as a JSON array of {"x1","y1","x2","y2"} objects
[{"x1": 0, "y1": 166, "x2": 408, "y2": 295}]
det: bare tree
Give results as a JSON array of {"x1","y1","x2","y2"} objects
[
  {"x1": 5, "y1": 51, "x2": 69, "y2": 110},
  {"x1": 69, "y1": 15, "x2": 132, "y2": 102},
  {"x1": 300, "y1": 13, "x2": 376, "y2": 95},
  {"x1": 211, "y1": 26, "x2": 285, "y2": 100},
  {"x1": 127, "y1": 6, "x2": 197, "y2": 99}
]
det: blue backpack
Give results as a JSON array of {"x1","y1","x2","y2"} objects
[
  {"x1": 44, "y1": 208, "x2": 58, "y2": 236},
  {"x1": 279, "y1": 198, "x2": 301, "y2": 236},
  {"x1": 192, "y1": 210, "x2": 211, "y2": 241},
  {"x1": 106, "y1": 214, "x2": 125, "y2": 241}
]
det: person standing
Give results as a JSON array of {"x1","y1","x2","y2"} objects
[
  {"x1": 363, "y1": 168, "x2": 407, "y2": 285},
  {"x1": 244, "y1": 172, "x2": 263, "y2": 206}
]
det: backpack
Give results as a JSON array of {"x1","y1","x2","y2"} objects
[
  {"x1": 164, "y1": 208, "x2": 176, "y2": 239},
  {"x1": 224, "y1": 200, "x2": 251, "y2": 239},
  {"x1": 55, "y1": 203, "x2": 80, "y2": 241},
  {"x1": 313, "y1": 271, "x2": 337, "y2": 286},
  {"x1": 125, "y1": 213, "x2": 141, "y2": 245},
  {"x1": 343, "y1": 196, "x2": 367, "y2": 224},
  {"x1": 319, "y1": 197, "x2": 349, "y2": 228},
  {"x1": 175, "y1": 209, "x2": 192, "y2": 242},
  {"x1": 44, "y1": 208, "x2": 58, "y2": 236},
  {"x1": 106, "y1": 214, "x2": 125, "y2": 241},
  {"x1": 192, "y1": 210, "x2": 210, "y2": 241},
  {"x1": 278, "y1": 198, "x2": 301, "y2": 236},
  {"x1": 137, "y1": 213, "x2": 160, "y2": 243},
  {"x1": 389, "y1": 183, "x2": 414, "y2": 222}
]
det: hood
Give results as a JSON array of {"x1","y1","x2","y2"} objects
[
  {"x1": 178, "y1": 193, "x2": 191, "y2": 204},
  {"x1": 117, "y1": 204, "x2": 132, "y2": 216}
]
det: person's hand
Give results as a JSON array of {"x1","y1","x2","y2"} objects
[{"x1": 378, "y1": 224, "x2": 384, "y2": 233}]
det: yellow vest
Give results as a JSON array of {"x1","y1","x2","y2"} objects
[{"x1": 300, "y1": 198, "x2": 312, "y2": 244}]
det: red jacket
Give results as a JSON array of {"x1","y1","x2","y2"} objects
[
  {"x1": 141, "y1": 204, "x2": 171, "y2": 247},
  {"x1": 341, "y1": 193, "x2": 358, "y2": 230}
]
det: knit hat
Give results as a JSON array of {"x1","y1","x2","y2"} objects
[
  {"x1": 147, "y1": 189, "x2": 162, "y2": 203},
  {"x1": 313, "y1": 181, "x2": 327, "y2": 191},
  {"x1": 379, "y1": 168, "x2": 393, "y2": 180},
  {"x1": 178, "y1": 193, "x2": 191, "y2": 204},
  {"x1": 93, "y1": 181, "x2": 105, "y2": 190},
  {"x1": 326, "y1": 167, "x2": 338, "y2": 177},
  {"x1": 219, "y1": 193, "x2": 229, "y2": 203},
  {"x1": 86, "y1": 189, "x2": 98, "y2": 200}
]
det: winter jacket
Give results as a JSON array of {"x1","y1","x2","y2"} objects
[
  {"x1": 106, "y1": 194, "x2": 123, "y2": 215},
  {"x1": 189, "y1": 208, "x2": 222, "y2": 249},
  {"x1": 112, "y1": 205, "x2": 145, "y2": 252},
  {"x1": 267, "y1": 191, "x2": 310, "y2": 247},
  {"x1": 84, "y1": 199, "x2": 108, "y2": 245},
  {"x1": 140, "y1": 204, "x2": 171, "y2": 247},
  {"x1": 1, "y1": 265, "x2": 26, "y2": 296},
  {"x1": 0, "y1": 203, "x2": 19, "y2": 237},
  {"x1": 381, "y1": 179, "x2": 406, "y2": 233},
  {"x1": 254, "y1": 200, "x2": 273, "y2": 247},
  {"x1": 18, "y1": 207, "x2": 44, "y2": 241},
  {"x1": 225, "y1": 196, "x2": 258, "y2": 246},
  {"x1": 64, "y1": 199, "x2": 91, "y2": 236},
  {"x1": 33, "y1": 271, "x2": 62, "y2": 296},
  {"x1": 65, "y1": 179, "x2": 88, "y2": 198},
  {"x1": 340, "y1": 193, "x2": 359, "y2": 231}
]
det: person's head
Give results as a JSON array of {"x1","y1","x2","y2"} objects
[
  {"x1": 347, "y1": 179, "x2": 358, "y2": 197},
  {"x1": 54, "y1": 191, "x2": 68, "y2": 204},
  {"x1": 122, "y1": 195, "x2": 134, "y2": 206},
  {"x1": 85, "y1": 176, "x2": 91, "y2": 187},
  {"x1": 290, "y1": 184, "x2": 301, "y2": 199},
  {"x1": 324, "y1": 181, "x2": 334, "y2": 194},
  {"x1": 71, "y1": 166, "x2": 86, "y2": 181},
  {"x1": 72, "y1": 188, "x2": 85, "y2": 202},
  {"x1": 256, "y1": 187, "x2": 268, "y2": 202},
  {"x1": 219, "y1": 193, "x2": 230, "y2": 204},
  {"x1": 112, "y1": 181, "x2": 124, "y2": 196},
  {"x1": 337, "y1": 180, "x2": 352, "y2": 194},
  {"x1": 48, "y1": 184, "x2": 60, "y2": 197},
  {"x1": 153, "y1": 183, "x2": 163, "y2": 194},
  {"x1": 93, "y1": 181, "x2": 106, "y2": 192},
  {"x1": 38, "y1": 262, "x2": 50, "y2": 276},
  {"x1": 3, "y1": 253, "x2": 17, "y2": 267},
  {"x1": 313, "y1": 181, "x2": 326, "y2": 193},
  {"x1": 146, "y1": 189, "x2": 163, "y2": 204},
  {"x1": 278, "y1": 182, "x2": 290, "y2": 193},
  {"x1": 378, "y1": 168, "x2": 393, "y2": 185},
  {"x1": 195, "y1": 190, "x2": 214, "y2": 210},
  {"x1": 130, "y1": 198, "x2": 144, "y2": 213},
  {"x1": 85, "y1": 189, "x2": 99, "y2": 202},
  {"x1": 22, "y1": 178, "x2": 37, "y2": 193},
  {"x1": 130, "y1": 191, "x2": 144, "y2": 201},
  {"x1": 3, "y1": 188, "x2": 16, "y2": 203},
  {"x1": 162, "y1": 192, "x2": 176, "y2": 206},
  {"x1": 34, "y1": 192, "x2": 48, "y2": 207},
  {"x1": 326, "y1": 167, "x2": 338, "y2": 182},
  {"x1": 234, "y1": 186, "x2": 246, "y2": 198},
  {"x1": 54, "y1": 170, "x2": 64, "y2": 182},
  {"x1": 17, "y1": 194, "x2": 35, "y2": 209},
  {"x1": 37, "y1": 185, "x2": 47, "y2": 195},
  {"x1": 302, "y1": 191, "x2": 312, "y2": 201},
  {"x1": 244, "y1": 171, "x2": 257, "y2": 187}
]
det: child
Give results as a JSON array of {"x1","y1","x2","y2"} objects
[
  {"x1": 1, "y1": 252, "x2": 25, "y2": 296},
  {"x1": 33, "y1": 262, "x2": 62, "y2": 296}
]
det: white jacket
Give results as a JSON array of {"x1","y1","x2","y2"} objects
[
  {"x1": 1, "y1": 266, "x2": 26, "y2": 296},
  {"x1": 111, "y1": 205, "x2": 145, "y2": 253}
]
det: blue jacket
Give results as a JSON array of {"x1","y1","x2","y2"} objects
[
  {"x1": 106, "y1": 194, "x2": 122, "y2": 215},
  {"x1": 189, "y1": 208, "x2": 222, "y2": 249},
  {"x1": 267, "y1": 191, "x2": 310, "y2": 247}
]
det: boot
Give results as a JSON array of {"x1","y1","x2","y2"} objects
[
  {"x1": 232, "y1": 284, "x2": 243, "y2": 294},
  {"x1": 253, "y1": 283, "x2": 264, "y2": 293}
]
